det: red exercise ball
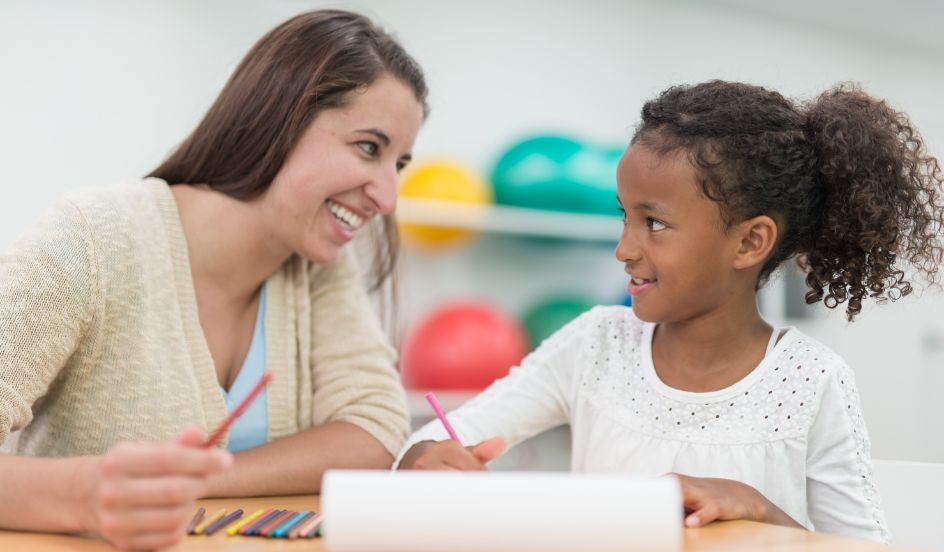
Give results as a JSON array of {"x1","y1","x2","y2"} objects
[{"x1": 401, "y1": 302, "x2": 529, "y2": 390}]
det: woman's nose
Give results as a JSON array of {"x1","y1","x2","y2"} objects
[{"x1": 366, "y1": 169, "x2": 398, "y2": 215}]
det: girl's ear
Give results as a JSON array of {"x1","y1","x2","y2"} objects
[{"x1": 732, "y1": 215, "x2": 778, "y2": 270}]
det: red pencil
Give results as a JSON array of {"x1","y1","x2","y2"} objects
[{"x1": 203, "y1": 370, "x2": 273, "y2": 448}]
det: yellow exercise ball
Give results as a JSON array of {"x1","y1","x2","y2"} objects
[{"x1": 397, "y1": 161, "x2": 492, "y2": 248}]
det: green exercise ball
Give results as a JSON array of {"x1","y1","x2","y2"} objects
[
  {"x1": 522, "y1": 295, "x2": 596, "y2": 348},
  {"x1": 491, "y1": 135, "x2": 622, "y2": 216}
]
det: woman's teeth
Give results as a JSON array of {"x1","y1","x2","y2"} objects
[
  {"x1": 631, "y1": 276, "x2": 653, "y2": 285},
  {"x1": 327, "y1": 200, "x2": 364, "y2": 231}
]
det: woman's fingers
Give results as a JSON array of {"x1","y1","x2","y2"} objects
[
  {"x1": 98, "y1": 475, "x2": 210, "y2": 508},
  {"x1": 101, "y1": 441, "x2": 232, "y2": 478},
  {"x1": 98, "y1": 504, "x2": 193, "y2": 550},
  {"x1": 175, "y1": 425, "x2": 206, "y2": 446}
]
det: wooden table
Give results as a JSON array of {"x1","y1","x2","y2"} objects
[{"x1": 0, "y1": 495, "x2": 922, "y2": 551}]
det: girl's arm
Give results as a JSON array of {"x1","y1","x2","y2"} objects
[
  {"x1": 675, "y1": 474, "x2": 804, "y2": 529},
  {"x1": 805, "y1": 364, "x2": 888, "y2": 542},
  {"x1": 398, "y1": 308, "x2": 600, "y2": 469}
]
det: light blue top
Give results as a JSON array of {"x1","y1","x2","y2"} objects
[{"x1": 220, "y1": 284, "x2": 268, "y2": 452}]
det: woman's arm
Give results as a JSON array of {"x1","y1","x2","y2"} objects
[
  {"x1": 204, "y1": 421, "x2": 389, "y2": 496},
  {"x1": 0, "y1": 428, "x2": 231, "y2": 550}
]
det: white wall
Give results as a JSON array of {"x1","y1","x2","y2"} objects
[{"x1": 2, "y1": 0, "x2": 942, "y2": 461}]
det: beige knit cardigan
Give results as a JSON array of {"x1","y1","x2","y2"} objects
[{"x1": 0, "y1": 178, "x2": 409, "y2": 457}]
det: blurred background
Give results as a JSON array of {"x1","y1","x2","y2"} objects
[{"x1": 2, "y1": 0, "x2": 943, "y2": 468}]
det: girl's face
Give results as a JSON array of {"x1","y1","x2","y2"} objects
[
  {"x1": 261, "y1": 75, "x2": 424, "y2": 265},
  {"x1": 614, "y1": 144, "x2": 746, "y2": 324}
]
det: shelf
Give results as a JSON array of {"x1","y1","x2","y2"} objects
[{"x1": 396, "y1": 198, "x2": 621, "y2": 242}]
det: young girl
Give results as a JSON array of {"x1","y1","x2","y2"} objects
[
  {"x1": 0, "y1": 10, "x2": 425, "y2": 550},
  {"x1": 397, "y1": 81, "x2": 944, "y2": 542}
]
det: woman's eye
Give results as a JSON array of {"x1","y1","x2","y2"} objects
[
  {"x1": 357, "y1": 141, "x2": 379, "y2": 156},
  {"x1": 647, "y1": 217, "x2": 666, "y2": 231},
  {"x1": 617, "y1": 207, "x2": 627, "y2": 223}
]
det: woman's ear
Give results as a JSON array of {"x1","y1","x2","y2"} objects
[{"x1": 732, "y1": 215, "x2": 778, "y2": 270}]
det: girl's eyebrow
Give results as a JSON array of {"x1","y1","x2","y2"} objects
[{"x1": 632, "y1": 201, "x2": 671, "y2": 215}]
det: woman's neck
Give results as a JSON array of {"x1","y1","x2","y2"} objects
[
  {"x1": 651, "y1": 300, "x2": 774, "y2": 393},
  {"x1": 170, "y1": 184, "x2": 289, "y2": 305}
]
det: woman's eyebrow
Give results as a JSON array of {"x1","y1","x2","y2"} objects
[{"x1": 355, "y1": 128, "x2": 390, "y2": 146}]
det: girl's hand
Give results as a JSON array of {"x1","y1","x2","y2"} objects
[
  {"x1": 399, "y1": 437, "x2": 506, "y2": 471},
  {"x1": 674, "y1": 474, "x2": 803, "y2": 529},
  {"x1": 77, "y1": 426, "x2": 233, "y2": 550}
]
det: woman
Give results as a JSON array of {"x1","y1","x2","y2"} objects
[{"x1": 0, "y1": 9, "x2": 426, "y2": 549}]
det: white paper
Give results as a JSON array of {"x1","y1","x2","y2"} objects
[{"x1": 322, "y1": 470, "x2": 681, "y2": 552}]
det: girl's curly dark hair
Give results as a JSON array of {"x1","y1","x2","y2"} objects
[{"x1": 632, "y1": 80, "x2": 944, "y2": 320}]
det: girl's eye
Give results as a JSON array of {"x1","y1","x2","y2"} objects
[
  {"x1": 396, "y1": 160, "x2": 408, "y2": 173},
  {"x1": 647, "y1": 217, "x2": 666, "y2": 231},
  {"x1": 357, "y1": 141, "x2": 379, "y2": 156},
  {"x1": 617, "y1": 207, "x2": 627, "y2": 223}
]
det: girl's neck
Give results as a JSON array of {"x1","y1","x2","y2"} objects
[
  {"x1": 171, "y1": 184, "x2": 290, "y2": 306},
  {"x1": 651, "y1": 302, "x2": 774, "y2": 393}
]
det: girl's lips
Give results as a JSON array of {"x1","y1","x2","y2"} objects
[{"x1": 626, "y1": 278, "x2": 655, "y2": 297}]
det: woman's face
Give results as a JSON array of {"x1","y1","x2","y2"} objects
[{"x1": 262, "y1": 75, "x2": 424, "y2": 265}]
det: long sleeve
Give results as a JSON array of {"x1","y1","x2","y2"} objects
[
  {"x1": 395, "y1": 307, "x2": 597, "y2": 467},
  {"x1": 0, "y1": 200, "x2": 98, "y2": 445},
  {"x1": 805, "y1": 362, "x2": 888, "y2": 542},
  {"x1": 307, "y1": 248, "x2": 409, "y2": 457}
]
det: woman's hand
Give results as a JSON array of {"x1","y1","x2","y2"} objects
[
  {"x1": 399, "y1": 437, "x2": 506, "y2": 471},
  {"x1": 76, "y1": 426, "x2": 233, "y2": 550},
  {"x1": 674, "y1": 474, "x2": 804, "y2": 529}
]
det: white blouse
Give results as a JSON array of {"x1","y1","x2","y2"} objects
[{"x1": 398, "y1": 306, "x2": 888, "y2": 542}]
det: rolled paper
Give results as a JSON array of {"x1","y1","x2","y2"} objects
[{"x1": 321, "y1": 470, "x2": 681, "y2": 552}]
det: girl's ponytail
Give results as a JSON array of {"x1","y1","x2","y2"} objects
[{"x1": 801, "y1": 84, "x2": 944, "y2": 320}]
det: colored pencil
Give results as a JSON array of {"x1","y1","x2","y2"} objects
[
  {"x1": 259, "y1": 510, "x2": 296, "y2": 537},
  {"x1": 294, "y1": 512, "x2": 323, "y2": 538},
  {"x1": 203, "y1": 508, "x2": 244, "y2": 536},
  {"x1": 227, "y1": 508, "x2": 266, "y2": 536},
  {"x1": 241, "y1": 509, "x2": 283, "y2": 536},
  {"x1": 185, "y1": 507, "x2": 205, "y2": 534},
  {"x1": 425, "y1": 391, "x2": 461, "y2": 443},
  {"x1": 192, "y1": 508, "x2": 226, "y2": 535},
  {"x1": 203, "y1": 370, "x2": 273, "y2": 448},
  {"x1": 272, "y1": 511, "x2": 312, "y2": 538},
  {"x1": 288, "y1": 512, "x2": 319, "y2": 538}
]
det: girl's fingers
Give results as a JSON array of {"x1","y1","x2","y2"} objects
[
  {"x1": 102, "y1": 442, "x2": 232, "y2": 478},
  {"x1": 686, "y1": 503, "x2": 720, "y2": 528},
  {"x1": 413, "y1": 441, "x2": 486, "y2": 471},
  {"x1": 470, "y1": 437, "x2": 506, "y2": 463},
  {"x1": 98, "y1": 475, "x2": 209, "y2": 508}
]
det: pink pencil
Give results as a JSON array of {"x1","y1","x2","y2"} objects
[
  {"x1": 203, "y1": 371, "x2": 273, "y2": 448},
  {"x1": 424, "y1": 392, "x2": 462, "y2": 444}
]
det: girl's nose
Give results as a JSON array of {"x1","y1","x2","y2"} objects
[{"x1": 614, "y1": 226, "x2": 641, "y2": 263}]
